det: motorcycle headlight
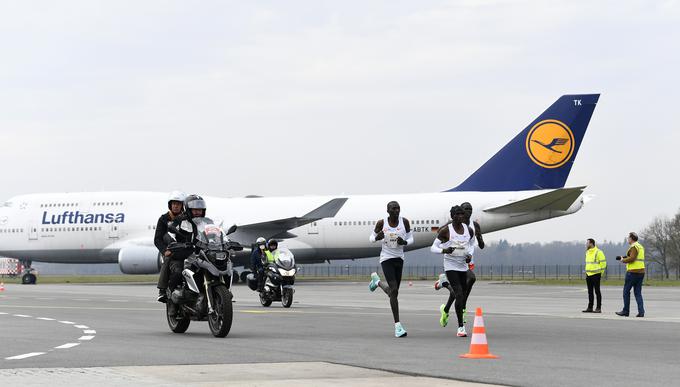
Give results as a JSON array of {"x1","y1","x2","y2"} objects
[
  {"x1": 279, "y1": 268, "x2": 296, "y2": 276},
  {"x1": 215, "y1": 251, "x2": 227, "y2": 260}
]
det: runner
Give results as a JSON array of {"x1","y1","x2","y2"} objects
[
  {"x1": 368, "y1": 201, "x2": 413, "y2": 338},
  {"x1": 431, "y1": 205, "x2": 473, "y2": 337}
]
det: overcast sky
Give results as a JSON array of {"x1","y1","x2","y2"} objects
[{"x1": 1, "y1": 1, "x2": 678, "y2": 243}]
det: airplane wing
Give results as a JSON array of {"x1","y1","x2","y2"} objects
[
  {"x1": 483, "y1": 186, "x2": 586, "y2": 213},
  {"x1": 229, "y1": 198, "x2": 348, "y2": 244}
]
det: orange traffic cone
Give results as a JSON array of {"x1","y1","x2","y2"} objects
[
  {"x1": 0, "y1": 282, "x2": 4, "y2": 292},
  {"x1": 460, "y1": 307, "x2": 499, "y2": 359}
]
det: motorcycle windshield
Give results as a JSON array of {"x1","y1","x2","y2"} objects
[
  {"x1": 275, "y1": 248, "x2": 295, "y2": 270},
  {"x1": 193, "y1": 217, "x2": 225, "y2": 250}
]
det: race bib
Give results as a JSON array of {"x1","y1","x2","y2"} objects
[{"x1": 386, "y1": 232, "x2": 399, "y2": 249}]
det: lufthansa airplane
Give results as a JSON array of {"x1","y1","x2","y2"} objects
[{"x1": 0, "y1": 94, "x2": 599, "y2": 284}]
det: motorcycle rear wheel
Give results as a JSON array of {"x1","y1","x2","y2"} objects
[
  {"x1": 208, "y1": 286, "x2": 233, "y2": 338},
  {"x1": 259, "y1": 291, "x2": 272, "y2": 307},
  {"x1": 167, "y1": 302, "x2": 190, "y2": 333}
]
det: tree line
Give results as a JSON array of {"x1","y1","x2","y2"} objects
[{"x1": 642, "y1": 209, "x2": 680, "y2": 279}]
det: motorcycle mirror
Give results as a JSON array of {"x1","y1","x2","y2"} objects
[{"x1": 226, "y1": 224, "x2": 238, "y2": 235}]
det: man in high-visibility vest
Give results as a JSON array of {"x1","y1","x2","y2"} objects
[
  {"x1": 616, "y1": 232, "x2": 645, "y2": 317},
  {"x1": 265, "y1": 239, "x2": 279, "y2": 264},
  {"x1": 583, "y1": 238, "x2": 606, "y2": 313}
]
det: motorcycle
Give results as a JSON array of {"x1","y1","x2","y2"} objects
[
  {"x1": 248, "y1": 248, "x2": 297, "y2": 308},
  {"x1": 165, "y1": 217, "x2": 242, "y2": 337}
]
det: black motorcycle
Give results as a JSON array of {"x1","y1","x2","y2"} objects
[
  {"x1": 165, "y1": 217, "x2": 241, "y2": 337},
  {"x1": 247, "y1": 248, "x2": 296, "y2": 308}
]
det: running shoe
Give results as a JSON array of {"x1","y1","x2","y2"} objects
[
  {"x1": 434, "y1": 273, "x2": 448, "y2": 290},
  {"x1": 439, "y1": 304, "x2": 449, "y2": 327},
  {"x1": 457, "y1": 326, "x2": 467, "y2": 337},
  {"x1": 368, "y1": 272, "x2": 381, "y2": 292},
  {"x1": 395, "y1": 322, "x2": 407, "y2": 338}
]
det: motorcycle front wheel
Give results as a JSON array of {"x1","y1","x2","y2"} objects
[
  {"x1": 208, "y1": 286, "x2": 233, "y2": 338},
  {"x1": 281, "y1": 288, "x2": 293, "y2": 308},
  {"x1": 166, "y1": 302, "x2": 190, "y2": 333}
]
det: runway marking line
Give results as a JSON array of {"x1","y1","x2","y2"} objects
[
  {"x1": 5, "y1": 352, "x2": 45, "y2": 360},
  {"x1": 1, "y1": 312, "x2": 96, "y2": 361},
  {"x1": 54, "y1": 343, "x2": 80, "y2": 349}
]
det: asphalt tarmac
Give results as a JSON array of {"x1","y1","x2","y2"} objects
[{"x1": 1, "y1": 280, "x2": 678, "y2": 386}]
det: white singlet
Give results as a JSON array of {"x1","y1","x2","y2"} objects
[
  {"x1": 443, "y1": 223, "x2": 472, "y2": 272},
  {"x1": 380, "y1": 217, "x2": 407, "y2": 262}
]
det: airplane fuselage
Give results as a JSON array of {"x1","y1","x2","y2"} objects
[{"x1": 0, "y1": 190, "x2": 584, "y2": 267}]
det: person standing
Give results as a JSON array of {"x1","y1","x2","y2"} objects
[
  {"x1": 368, "y1": 201, "x2": 413, "y2": 338},
  {"x1": 616, "y1": 232, "x2": 645, "y2": 317},
  {"x1": 582, "y1": 238, "x2": 606, "y2": 313}
]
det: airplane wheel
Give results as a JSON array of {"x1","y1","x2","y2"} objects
[{"x1": 22, "y1": 273, "x2": 37, "y2": 285}]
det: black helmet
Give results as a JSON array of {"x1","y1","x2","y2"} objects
[
  {"x1": 184, "y1": 194, "x2": 207, "y2": 218},
  {"x1": 267, "y1": 239, "x2": 279, "y2": 250}
]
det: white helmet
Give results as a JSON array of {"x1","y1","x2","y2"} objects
[
  {"x1": 255, "y1": 237, "x2": 266, "y2": 244},
  {"x1": 167, "y1": 190, "x2": 187, "y2": 210}
]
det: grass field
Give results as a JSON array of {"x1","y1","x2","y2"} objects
[{"x1": 1, "y1": 274, "x2": 678, "y2": 287}]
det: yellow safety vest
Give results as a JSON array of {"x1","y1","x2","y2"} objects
[
  {"x1": 626, "y1": 242, "x2": 645, "y2": 271},
  {"x1": 265, "y1": 250, "x2": 278, "y2": 263},
  {"x1": 585, "y1": 247, "x2": 606, "y2": 276}
]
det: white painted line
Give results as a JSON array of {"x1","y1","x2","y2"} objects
[
  {"x1": 54, "y1": 343, "x2": 80, "y2": 349},
  {"x1": 0, "y1": 312, "x2": 7, "y2": 315},
  {"x1": 106, "y1": 299, "x2": 127, "y2": 302},
  {"x1": 78, "y1": 335, "x2": 95, "y2": 341},
  {"x1": 35, "y1": 297, "x2": 54, "y2": 300},
  {"x1": 74, "y1": 325, "x2": 89, "y2": 329},
  {"x1": 36, "y1": 317, "x2": 55, "y2": 321},
  {"x1": 5, "y1": 352, "x2": 46, "y2": 360},
  {"x1": 72, "y1": 299, "x2": 90, "y2": 301},
  {"x1": 13, "y1": 314, "x2": 32, "y2": 318},
  {"x1": 83, "y1": 330, "x2": 96, "y2": 334},
  {"x1": 59, "y1": 321, "x2": 75, "y2": 324}
]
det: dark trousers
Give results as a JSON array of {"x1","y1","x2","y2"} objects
[
  {"x1": 586, "y1": 273, "x2": 602, "y2": 309},
  {"x1": 622, "y1": 272, "x2": 645, "y2": 315},
  {"x1": 465, "y1": 269, "x2": 476, "y2": 298},
  {"x1": 157, "y1": 256, "x2": 169, "y2": 289},
  {"x1": 167, "y1": 260, "x2": 185, "y2": 291},
  {"x1": 444, "y1": 270, "x2": 468, "y2": 327},
  {"x1": 379, "y1": 258, "x2": 404, "y2": 323}
]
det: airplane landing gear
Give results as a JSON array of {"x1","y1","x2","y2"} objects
[{"x1": 20, "y1": 259, "x2": 37, "y2": 285}]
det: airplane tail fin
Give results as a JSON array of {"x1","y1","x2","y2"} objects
[{"x1": 448, "y1": 94, "x2": 599, "y2": 192}]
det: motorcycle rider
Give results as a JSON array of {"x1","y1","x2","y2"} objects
[
  {"x1": 166, "y1": 194, "x2": 207, "y2": 292},
  {"x1": 265, "y1": 239, "x2": 279, "y2": 264},
  {"x1": 154, "y1": 191, "x2": 186, "y2": 303},
  {"x1": 251, "y1": 237, "x2": 268, "y2": 291}
]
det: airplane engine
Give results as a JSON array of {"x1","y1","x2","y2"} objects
[{"x1": 118, "y1": 246, "x2": 161, "y2": 274}]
